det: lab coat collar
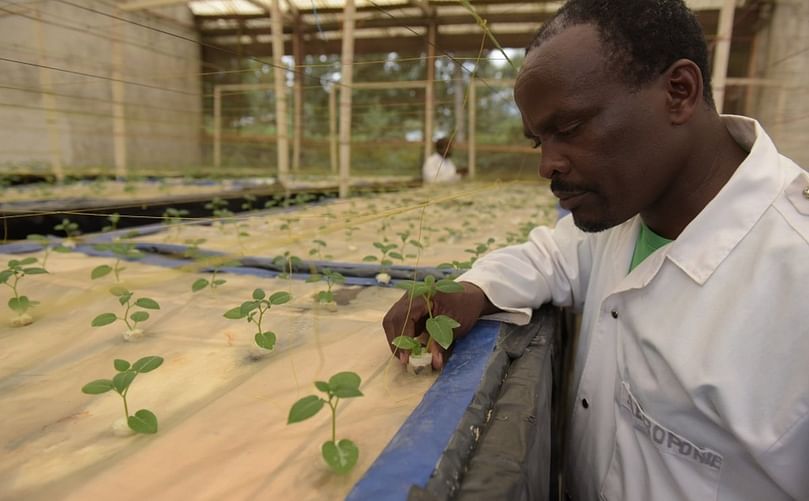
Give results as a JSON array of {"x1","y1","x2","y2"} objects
[{"x1": 665, "y1": 115, "x2": 785, "y2": 285}]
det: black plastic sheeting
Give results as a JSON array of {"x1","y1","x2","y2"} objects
[{"x1": 409, "y1": 304, "x2": 562, "y2": 501}]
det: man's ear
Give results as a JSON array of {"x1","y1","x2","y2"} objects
[{"x1": 664, "y1": 59, "x2": 703, "y2": 125}]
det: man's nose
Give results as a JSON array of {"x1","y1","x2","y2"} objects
[{"x1": 538, "y1": 145, "x2": 570, "y2": 179}]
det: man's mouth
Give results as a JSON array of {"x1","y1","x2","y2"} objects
[{"x1": 553, "y1": 190, "x2": 590, "y2": 210}]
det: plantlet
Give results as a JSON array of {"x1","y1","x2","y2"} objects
[
  {"x1": 162, "y1": 207, "x2": 189, "y2": 226},
  {"x1": 81, "y1": 355, "x2": 163, "y2": 434},
  {"x1": 91, "y1": 241, "x2": 143, "y2": 282},
  {"x1": 392, "y1": 275, "x2": 464, "y2": 355},
  {"x1": 437, "y1": 260, "x2": 473, "y2": 278},
  {"x1": 395, "y1": 230, "x2": 422, "y2": 261},
  {"x1": 205, "y1": 197, "x2": 233, "y2": 219},
  {"x1": 273, "y1": 251, "x2": 302, "y2": 279},
  {"x1": 91, "y1": 286, "x2": 160, "y2": 336},
  {"x1": 362, "y1": 241, "x2": 398, "y2": 270},
  {"x1": 26, "y1": 234, "x2": 70, "y2": 267},
  {"x1": 1, "y1": 257, "x2": 47, "y2": 326},
  {"x1": 306, "y1": 268, "x2": 345, "y2": 304},
  {"x1": 308, "y1": 239, "x2": 333, "y2": 261},
  {"x1": 163, "y1": 207, "x2": 189, "y2": 240},
  {"x1": 54, "y1": 218, "x2": 80, "y2": 239},
  {"x1": 223, "y1": 288, "x2": 291, "y2": 350},
  {"x1": 288, "y1": 372, "x2": 363, "y2": 474},
  {"x1": 465, "y1": 238, "x2": 496, "y2": 263},
  {"x1": 192, "y1": 271, "x2": 227, "y2": 292},
  {"x1": 102, "y1": 213, "x2": 120, "y2": 233},
  {"x1": 241, "y1": 194, "x2": 256, "y2": 211},
  {"x1": 183, "y1": 238, "x2": 207, "y2": 259}
]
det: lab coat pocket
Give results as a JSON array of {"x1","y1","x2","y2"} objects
[{"x1": 600, "y1": 381, "x2": 723, "y2": 501}]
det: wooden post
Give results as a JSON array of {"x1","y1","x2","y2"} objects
[
  {"x1": 338, "y1": 0, "x2": 356, "y2": 198},
  {"x1": 292, "y1": 21, "x2": 304, "y2": 172},
  {"x1": 111, "y1": 36, "x2": 128, "y2": 180},
  {"x1": 711, "y1": 0, "x2": 735, "y2": 113},
  {"x1": 271, "y1": 0, "x2": 290, "y2": 179},
  {"x1": 34, "y1": 7, "x2": 64, "y2": 182},
  {"x1": 213, "y1": 86, "x2": 222, "y2": 168},
  {"x1": 453, "y1": 56, "x2": 466, "y2": 143},
  {"x1": 424, "y1": 21, "x2": 436, "y2": 162},
  {"x1": 468, "y1": 80, "x2": 476, "y2": 178},
  {"x1": 329, "y1": 85, "x2": 338, "y2": 174}
]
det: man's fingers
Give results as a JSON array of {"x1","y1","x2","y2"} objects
[{"x1": 429, "y1": 342, "x2": 445, "y2": 370}]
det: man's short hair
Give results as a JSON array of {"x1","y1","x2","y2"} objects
[
  {"x1": 435, "y1": 137, "x2": 452, "y2": 155},
  {"x1": 528, "y1": 0, "x2": 714, "y2": 107}
]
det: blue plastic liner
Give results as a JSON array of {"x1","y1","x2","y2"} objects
[{"x1": 346, "y1": 319, "x2": 500, "y2": 501}]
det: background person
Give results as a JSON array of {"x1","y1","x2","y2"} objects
[
  {"x1": 383, "y1": 0, "x2": 809, "y2": 499},
  {"x1": 422, "y1": 137, "x2": 462, "y2": 184}
]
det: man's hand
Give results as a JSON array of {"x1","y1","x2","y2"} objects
[{"x1": 382, "y1": 281, "x2": 497, "y2": 370}]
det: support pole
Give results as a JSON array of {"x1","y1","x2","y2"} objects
[
  {"x1": 111, "y1": 36, "x2": 128, "y2": 180},
  {"x1": 329, "y1": 85, "x2": 338, "y2": 174},
  {"x1": 468, "y1": 81, "x2": 476, "y2": 178},
  {"x1": 35, "y1": 7, "x2": 64, "y2": 182},
  {"x1": 271, "y1": 0, "x2": 290, "y2": 179},
  {"x1": 338, "y1": 0, "x2": 356, "y2": 198},
  {"x1": 213, "y1": 86, "x2": 222, "y2": 168},
  {"x1": 424, "y1": 21, "x2": 436, "y2": 162},
  {"x1": 292, "y1": 21, "x2": 304, "y2": 172},
  {"x1": 711, "y1": 0, "x2": 736, "y2": 113},
  {"x1": 453, "y1": 56, "x2": 466, "y2": 143}
]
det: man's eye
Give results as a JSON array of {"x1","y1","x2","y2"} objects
[{"x1": 557, "y1": 121, "x2": 582, "y2": 137}]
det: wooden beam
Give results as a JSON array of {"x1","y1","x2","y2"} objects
[
  {"x1": 271, "y1": 0, "x2": 290, "y2": 179},
  {"x1": 119, "y1": 0, "x2": 189, "y2": 11},
  {"x1": 339, "y1": 0, "x2": 356, "y2": 198}
]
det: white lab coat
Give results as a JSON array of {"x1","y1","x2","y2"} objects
[
  {"x1": 422, "y1": 153, "x2": 461, "y2": 184},
  {"x1": 459, "y1": 116, "x2": 809, "y2": 501}
]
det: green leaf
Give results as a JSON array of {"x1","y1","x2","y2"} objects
[
  {"x1": 426, "y1": 315, "x2": 460, "y2": 350},
  {"x1": 134, "y1": 297, "x2": 160, "y2": 310},
  {"x1": 114, "y1": 359, "x2": 130, "y2": 371},
  {"x1": 212, "y1": 279, "x2": 226, "y2": 287},
  {"x1": 223, "y1": 306, "x2": 245, "y2": 319},
  {"x1": 130, "y1": 311, "x2": 149, "y2": 323},
  {"x1": 315, "y1": 290, "x2": 333, "y2": 303},
  {"x1": 18, "y1": 257, "x2": 37, "y2": 265},
  {"x1": 329, "y1": 372, "x2": 363, "y2": 398},
  {"x1": 388, "y1": 252, "x2": 403, "y2": 260},
  {"x1": 435, "y1": 279, "x2": 464, "y2": 294},
  {"x1": 391, "y1": 336, "x2": 421, "y2": 351},
  {"x1": 269, "y1": 291, "x2": 291, "y2": 305},
  {"x1": 254, "y1": 331, "x2": 276, "y2": 350},
  {"x1": 362, "y1": 255, "x2": 377, "y2": 262},
  {"x1": 0, "y1": 270, "x2": 12, "y2": 284},
  {"x1": 288, "y1": 395, "x2": 324, "y2": 424},
  {"x1": 321, "y1": 439, "x2": 359, "y2": 474},
  {"x1": 128, "y1": 409, "x2": 158, "y2": 434},
  {"x1": 112, "y1": 370, "x2": 137, "y2": 394},
  {"x1": 81, "y1": 379, "x2": 114, "y2": 394},
  {"x1": 8, "y1": 296, "x2": 30, "y2": 314},
  {"x1": 191, "y1": 278, "x2": 209, "y2": 292},
  {"x1": 132, "y1": 355, "x2": 163, "y2": 373},
  {"x1": 314, "y1": 381, "x2": 330, "y2": 393},
  {"x1": 91, "y1": 312, "x2": 118, "y2": 327},
  {"x1": 252, "y1": 288, "x2": 266, "y2": 300},
  {"x1": 413, "y1": 285, "x2": 431, "y2": 298},
  {"x1": 118, "y1": 292, "x2": 133, "y2": 305},
  {"x1": 91, "y1": 265, "x2": 112, "y2": 279}
]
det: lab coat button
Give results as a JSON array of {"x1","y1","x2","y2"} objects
[
  {"x1": 581, "y1": 398, "x2": 589, "y2": 409},
  {"x1": 610, "y1": 310, "x2": 618, "y2": 319}
]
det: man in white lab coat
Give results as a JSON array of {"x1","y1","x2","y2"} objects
[
  {"x1": 383, "y1": 0, "x2": 809, "y2": 499},
  {"x1": 422, "y1": 137, "x2": 462, "y2": 184}
]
